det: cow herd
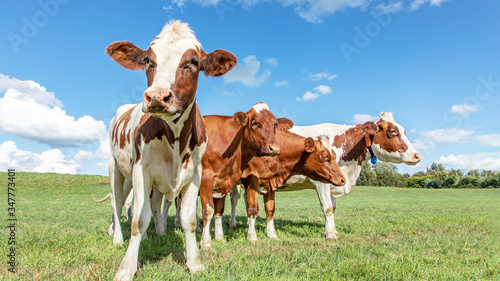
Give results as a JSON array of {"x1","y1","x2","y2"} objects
[{"x1": 99, "y1": 20, "x2": 421, "y2": 280}]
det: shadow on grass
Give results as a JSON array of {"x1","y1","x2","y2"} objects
[{"x1": 116, "y1": 216, "x2": 187, "y2": 268}]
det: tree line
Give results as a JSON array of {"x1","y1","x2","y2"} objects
[{"x1": 355, "y1": 162, "x2": 500, "y2": 189}]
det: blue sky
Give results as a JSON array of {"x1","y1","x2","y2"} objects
[{"x1": 1, "y1": 0, "x2": 499, "y2": 176}]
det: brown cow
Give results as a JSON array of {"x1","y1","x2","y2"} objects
[{"x1": 222, "y1": 123, "x2": 346, "y2": 242}]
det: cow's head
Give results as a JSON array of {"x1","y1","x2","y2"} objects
[
  {"x1": 363, "y1": 112, "x2": 421, "y2": 165},
  {"x1": 233, "y1": 103, "x2": 281, "y2": 156},
  {"x1": 299, "y1": 135, "x2": 346, "y2": 186},
  {"x1": 106, "y1": 20, "x2": 237, "y2": 121}
]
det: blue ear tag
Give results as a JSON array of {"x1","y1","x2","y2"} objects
[{"x1": 371, "y1": 155, "x2": 378, "y2": 164}]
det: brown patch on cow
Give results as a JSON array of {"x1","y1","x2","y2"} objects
[
  {"x1": 333, "y1": 125, "x2": 369, "y2": 165},
  {"x1": 133, "y1": 114, "x2": 176, "y2": 161},
  {"x1": 145, "y1": 48, "x2": 157, "y2": 87},
  {"x1": 131, "y1": 218, "x2": 140, "y2": 236},
  {"x1": 189, "y1": 103, "x2": 207, "y2": 150},
  {"x1": 112, "y1": 106, "x2": 135, "y2": 149},
  {"x1": 325, "y1": 206, "x2": 334, "y2": 216},
  {"x1": 182, "y1": 152, "x2": 191, "y2": 169}
]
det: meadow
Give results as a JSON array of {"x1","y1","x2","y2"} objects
[{"x1": 1, "y1": 172, "x2": 499, "y2": 280}]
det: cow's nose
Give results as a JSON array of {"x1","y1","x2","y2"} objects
[
  {"x1": 340, "y1": 178, "x2": 346, "y2": 185},
  {"x1": 268, "y1": 143, "x2": 280, "y2": 156},
  {"x1": 413, "y1": 153, "x2": 421, "y2": 162},
  {"x1": 144, "y1": 90, "x2": 172, "y2": 105}
]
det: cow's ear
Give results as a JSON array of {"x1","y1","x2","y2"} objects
[
  {"x1": 106, "y1": 41, "x2": 147, "y2": 70},
  {"x1": 304, "y1": 138, "x2": 315, "y2": 153},
  {"x1": 233, "y1": 112, "x2": 248, "y2": 126},
  {"x1": 200, "y1": 49, "x2": 237, "y2": 77},
  {"x1": 277, "y1": 118, "x2": 294, "y2": 131},
  {"x1": 361, "y1": 122, "x2": 378, "y2": 136}
]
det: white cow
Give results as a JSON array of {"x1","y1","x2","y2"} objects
[{"x1": 106, "y1": 20, "x2": 237, "y2": 280}]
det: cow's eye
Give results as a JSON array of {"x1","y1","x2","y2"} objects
[
  {"x1": 390, "y1": 130, "x2": 398, "y2": 136},
  {"x1": 191, "y1": 59, "x2": 199, "y2": 67}
]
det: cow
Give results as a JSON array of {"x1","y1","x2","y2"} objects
[
  {"x1": 282, "y1": 112, "x2": 421, "y2": 239},
  {"x1": 220, "y1": 124, "x2": 346, "y2": 243},
  {"x1": 106, "y1": 20, "x2": 237, "y2": 280},
  {"x1": 230, "y1": 112, "x2": 421, "y2": 240}
]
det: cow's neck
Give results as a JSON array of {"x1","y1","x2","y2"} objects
[
  {"x1": 335, "y1": 125, "x2": 371, "y2": 166},
  {"x1": 268, "y1": 131, "x2": 308, "y2": 190},
  {"x1": 334, "y1": 124, "x2": 373, "y2": 191}
]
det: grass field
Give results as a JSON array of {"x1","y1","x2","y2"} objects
[{"x1": 1, "y1": 172, "x2": 499, "y2": 280}]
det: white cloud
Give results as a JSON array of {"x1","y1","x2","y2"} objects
[
  {"x1": 275, "y1": 80, "x2": 289, "y2": 87},
  {"x1": 474, "y1": 134, "x2": 500, "y2": 147},
  {"x1": 0, "y1": 141, "x2": 81, "y2": 174},
  {"x1": 437, "y1": 152, "x2": 500, "y2": 171},
  {"x1": 351, "y1": 114, "x2": 378, "y2": 124},
  {"x1": 0, "y1": 74, "x2": 107, "y2": 147},
  {"x1": 223, "y1": 55, "x2": 271, "y2": 87},
  {"x1": 305, "y1": 70, "x2": 338, "y2": 81},
  {"x1": 266, "y1": 58, "x2": 278, "y2": 66},
  {"x1": 176, "y1": 1, "x2": 452, "y2": 23},
  {"x1": 414, "y1": 129, "x2": 500, "y2": 150},
  {"x1": 450, "y1": 104, "x2": 478, "y2": 115},
  {"x1": 297, "y1": 85, "x2": 331, "y2": 102},
  {"x1": 410, "y1": 0, "x2": 449, "y2": 10},
  {"x1": 377, "y1": 1, "x2": 404, "y2": 13},
  {"x1": 420, "y1": 128, "x2": 474, "y2": 144}
]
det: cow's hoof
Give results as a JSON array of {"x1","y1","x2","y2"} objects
[
  {"x1": 229, "y1": 221, "x2": 237, "y2": 229},
  {"x1": 323, "y1": 232, "x2": 338, "y2": 240},
  {"x1": 112, "y1": 237, "x2": 124, "y2": 245},
  {"x1": 113, "y1": 269, "x2": 133, "y2": 281},
  {"x1": 187, "y1": 262, "x2": 205, "y2": 273},
  {"x1": 247, "y1": 235, "x2": 258, "y2": 243},
  {"x1": 200, "y1": 241, "x2": 211, "y2": 250},
  {"x1": 267, "y1": 234, "x2": 279, "y2": 239}
]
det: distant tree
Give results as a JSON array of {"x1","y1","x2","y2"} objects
[
  {"x1": 427, "y1": 163, "x2": 446, "y2": 173},
  {"x1": 450, "y1": 169, "x2": 464, "y2": 178},
  {"x1": 412, "y1": 171, "x2": 426, "y2": 177},
  {"x1": 372, "y1": 162, "x2": 398, "y2": 173},
  {"x1": 356, "y1": 162, "x2": 378, "y2": 186},
  {"x1": 467, "y1": 169, "x2": 480, "y2": 177}
]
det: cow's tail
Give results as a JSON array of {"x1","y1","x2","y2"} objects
[{"x1": 92, "y1": 192, "x2": 111, "y2": 203}]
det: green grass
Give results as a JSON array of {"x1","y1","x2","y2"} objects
[{"x1": 1, "y1": 172, "x2": 499, "y2": 280}]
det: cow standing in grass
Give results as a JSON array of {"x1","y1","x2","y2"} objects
[
  {"x1": 222, "y1": 123, "x2": 347, "y2": 242},
  {"x1": 106, "y1": 20, "x2": 236, "y2": 280},
  {"x1": 230, "y1": 112, "x2": 421, "y2": 240}
]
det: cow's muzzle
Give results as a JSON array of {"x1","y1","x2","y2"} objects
[
  {"x1": 143, "y1": 90, "x2": 176, "y2": 114},
  {"x1": 262, "y1": 143, "x2": 280, "y2": 156}
]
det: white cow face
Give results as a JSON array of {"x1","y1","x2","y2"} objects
[{"x1": 106, "y1": 20, "x2": 237, "y2": 121}]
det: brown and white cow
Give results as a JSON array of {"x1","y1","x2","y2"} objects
[
  {"x1": 106, "y1": 20, "x2": 236, "y2": 279},
  {"x1": 223, "y1": 123, "x2": 346, "y2": 242},
  {"x1": 277, "y1": 112, "x2": 421, "y2": 239},
  {"x1": 177, "y1": 103, "x2": 281, "y2": 249}
]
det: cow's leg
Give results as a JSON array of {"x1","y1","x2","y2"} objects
[
  {"x1": 123, "y1": 180, "x2": 133, "y2": 220},
  {"x1": 245, "y1": 176, "x2": 259, "y2": 243},
  {"x1": 151, "y1": 186, "x2": 165, "y2": 236},
  {"x1": 213, "y1": 196, "x2": 226, "y2": 241},
  {"x1": 161, "y1": 196, "x2": 173, "y2": 230},
  {"x1": 180, "y1": 175, "x2": 204, "y2": 273},
  {"x1": 174, "y1": 196, "x2": 182, "y2": 228},
  {"x1": 263, "y1": 189, "x2": 278, "y2": 239},
  {"x1": 331, "y1": 197, "x2": 338, "y2": 235},
  {"x1": 114, "y1": 165, "x2": 152, "y2": 281},
  {"x1": 200, "y1": 176, "x2": 214, "y2": 249},
  {"x1": 110, "y1": 159, "x2": 125, "y2": 244},
  {"x1": 313, "y1": 181, "x2": 337, "y2": 240},
  {"x1": 229, "y1": 185, "x2": 241, "y2": 229}
]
